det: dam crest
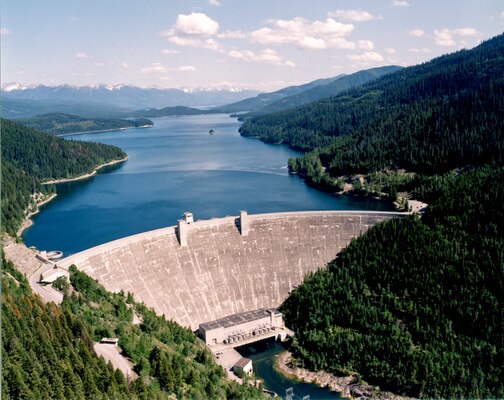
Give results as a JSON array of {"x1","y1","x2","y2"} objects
[{"x1": 59, "y1": 210, "x2": 404, "y2": 329}]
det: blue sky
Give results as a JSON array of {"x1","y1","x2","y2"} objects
[{"x1": 1, "y1": 1, "x2": 503, "y2": 91}]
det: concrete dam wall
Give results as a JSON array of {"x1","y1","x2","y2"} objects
[{"x1": 59, "y1": 211, "x2": 404, "y2": 330}]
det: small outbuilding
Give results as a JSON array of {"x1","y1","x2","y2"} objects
[{"x1": 233, "y1": 357, "x2": 253, "y2": 375}]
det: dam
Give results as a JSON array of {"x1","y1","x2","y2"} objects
[{"x1": 58, "y1": 210, "x2": 404, "y2": 330}]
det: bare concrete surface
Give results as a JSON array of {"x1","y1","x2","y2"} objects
[
  {"x1": 59, "y1": 211, "x2": 405, "y2": 329},
  {"x1": 28, "y1": 263, "x2": 64, "y2": 304},
  {"x1": 94, "y1": 343, "x2": 136, "y2": 379},
  {"x1": 2, "y1": 235, "x2": 65, "y2": 304}
]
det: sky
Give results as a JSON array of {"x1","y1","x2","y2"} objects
[{"x1": 1, "y1": 1, "x2": 503, "y2": 92}]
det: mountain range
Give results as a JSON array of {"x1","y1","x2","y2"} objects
[
  {"x1": 1, "y1": 83, "x2": 260, "y2": 117},
  {"x1": 1, "y1": 66, "x2": 402, "y2": 119},
  {"x1": 213, "y1": 65, "x2": 402, "y2": 114}
]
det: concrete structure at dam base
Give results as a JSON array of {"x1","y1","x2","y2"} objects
[
  {"x1": 202, "y1": 308, "x2": 289, "y2": 378},
  {"x1": 59, "y1": 210, "x2": 405, "y2": 331}
]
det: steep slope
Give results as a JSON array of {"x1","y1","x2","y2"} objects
[
  {"x1": 1, "y1": 256, "x2": 266, "y2": 399},
  {"x1": 240, "y1": 34, "x2": 504, "y2": 178},
  {"x1": 212, "y1": 75, "x2": 345, "y2": 113},
  {"x1": 1, "y1": 119, "x2": 126, "y2": 235},
  {"x1": 259, "y1": 65, "x2": 402, "y2": 114},
  {"x1": 281, "y1": 167, "x2": 504, "y2": 398}
]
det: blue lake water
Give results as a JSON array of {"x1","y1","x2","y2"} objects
[
  {"x1": 23, "y1": 113, "x2": 392, "y2": 256},
  {"x1": 22, "y1": 113, "x2": 388, "y2": 397}
]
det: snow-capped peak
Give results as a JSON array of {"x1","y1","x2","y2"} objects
[{"x1": 1, "y1": 82, "x2": 41, "y2": 92}]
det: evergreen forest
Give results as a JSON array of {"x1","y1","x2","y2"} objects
[
  {"x1": 267, "y1": 32, "x2": 504, "y2": 399},
  {"x1": 1, "y1": 258, "x2": 266, "y2": 399},
  {"x1": 17, "y1": 113, "x2": 153, "y2": 136},
  {"x1": 281, "y1": 167, "x2": 504, "y2": 398},
  {"x1": 240, "y1": 34, "x2": 504, "y2": 193},
  {"x1": 1, "y1": 119, "x2": 126, "y2": 235}
]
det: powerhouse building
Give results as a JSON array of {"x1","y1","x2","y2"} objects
[{"x1": 198, "y1": 308, "x2": 283, "y2": 346}]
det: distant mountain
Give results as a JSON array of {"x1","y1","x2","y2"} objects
[
  {"x1": 241, "y1": 33, "x2": 504, "y2": 174},
  {"x1": 1, "y1": 97, "x2": 128, "y2": 119},
  {"x1": 17, "y1": 113, "x2": 153, "y2": 136},
  {"x1": 262, "y1": 65, "x2": 402, "y2": 114},
  {"x1": 126, "y1": 106, "x2": 213, "y2": 118},
  {"x1": 1, "y1": 83, "x2": 261, "y2": 110},
  {"x1": 211, "y1": 75, "x2": 345, "y2": 113},
  {"x1": 213, "y1": 66, "x2": 402, "y2": 114}
]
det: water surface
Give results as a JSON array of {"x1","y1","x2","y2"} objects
[
  {"x1": 240, "y1": 340, "x2": 341, "y2": 399},
  {"x1": 23, "y1": 114, "x2": 392, "y2": 255}
]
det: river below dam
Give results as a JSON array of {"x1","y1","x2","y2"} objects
[
  {"x1": 23, "y1": 113, "x2": 390, "y2": 398},
  {"x1": 240, "y1": 340, "x2": 342, "y2": 399}
]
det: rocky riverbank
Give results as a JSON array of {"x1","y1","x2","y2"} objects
[
  {"x1": 274, "y1": 351, "x2": 412, "y2": 400},
  {"x1": 16, "y1": 192, "x2": 58, "y2": 237}
]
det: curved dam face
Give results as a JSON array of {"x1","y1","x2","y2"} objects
[{"x1": 59, "y1": 211, "x2": 404, "y2": 329}]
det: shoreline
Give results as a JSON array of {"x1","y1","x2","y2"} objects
[
  {"x1": 56, "y1": 124, "x2": 153, "y2": 137},
  {"x1": 16, "y1": 193, "x2": 58, "y2": 237},
  {"x1": 274, "y1": 351, "x2": 410, "y2": 400},
  {"x1": 41, "y1": 156, "x2": 128, "y2": 185},
  {"x1": 20, "y1": 156, "x2": 128, "y2": 237}
]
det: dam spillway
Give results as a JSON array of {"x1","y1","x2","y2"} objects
[{"x1": 59, "y1": 210, "x2": 404, "y2": 330}]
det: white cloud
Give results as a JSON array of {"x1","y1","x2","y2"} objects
[
  {"x1": 94, "y1": 62, "x2": 105, "y2": 67},
  {"x1": 178, "y1": 65, "x2": 196, "y2": 72},
  {"x1": 357, "y1": 40, "x2": 374, "y2": 50},
  {"x1": 250, "y1": 17, "x2": 355, "y2": 50},
  {"x1": 0, "y1": 28, "x2": 11, "y2": 35},
  {"x1": 347, "y1": 51, "x2": 384, "y2": 64},
  {"x1": 167, "y1": 36, "x2": 224, "y2": 52},
  {"x1": 385, "y1": 47, "x2": 397, "y2": 55},
  {"x1": 228, "y1": 48, "x2": 295, "y2": 67},
  {"x1": 434, "y1": 28, "x2": 479, "y2": 46},
  {"x1": 122, "y1": 63, "x2": 129, "y2": 68},
  {"x1": 142, "y1": 63, "x2": 197, "y2": 74},
  {"x1": 76, "y1": 52, "x2": 88, "y2": 59},
  {"x1": 328, "y1": 9, "x2": 377, "y2": 22},
  {"x1": 161, "y1": 49, "x2": 180, "y2": 55},
  {"x1": 209, "y1": 0, "x2": 220, "y2": 5},
  {"x1": 165, "y1": 12, "x2": 219, "y2": 36},
  {"x1": 162, "y1": 14, "x2": 224, "y2": 52},
  {"x1": 500, "y1": 11, "x2": 504, "y2": 19},
  {"x1": 408, "y1": 29, "x2": 425, "y2": 37},
  {"x1": 141, "y1": 63, "x2": 170, "y2": 74},
  {"x1": 217, "y1": 30, "x2": 247, "y2": 39},
  {"x1": 392, "y1": 0, "x2": 410, "y2": 7},
  {"x1": 409, "y1": 48, "x2": 431, "y2": 53}
]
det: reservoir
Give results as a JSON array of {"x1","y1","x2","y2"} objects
[
  {"x1": 23, "y1": 114, "x2": 392, "y2": 256},
  {"x1": 22, "y1": 113, "x2": 386, "y2": 397}
]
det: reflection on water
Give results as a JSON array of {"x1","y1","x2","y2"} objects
[
  {"x1": 239, "y1": 339, "x2": 341, "y2": 400},
  {"x1": 23, "y1": 114, "x2": 393, "y2": 256}
]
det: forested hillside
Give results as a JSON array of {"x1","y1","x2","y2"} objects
[
  {"x1": 1, "y1": 119, "x2": 126, "y2": 235},
  {"x1": 240, "y1": 34, "x2": 504, "y2": 183},
  {"x1": 281, "y1": 167, "x2": 504, "y2": 398},
  {"x1": 18, "y1": 113, "x2": 153, "y2": 135},
  {"x1": 259, "y1": 65, "x2": 402, "y2": 115},
  {"x1": 1, "y1": 257, "x2": 266, "y2": 399},
  {"x1": 127, "y1": 106, "x2": 212, "y2": 118}
]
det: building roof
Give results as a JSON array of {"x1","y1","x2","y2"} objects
[
  {"x1": 199, "y1": 308, "x2": 280, "y2": 331},
  {"x1": 234, "y1": 357, "x2": 252, "y2": 369}
]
